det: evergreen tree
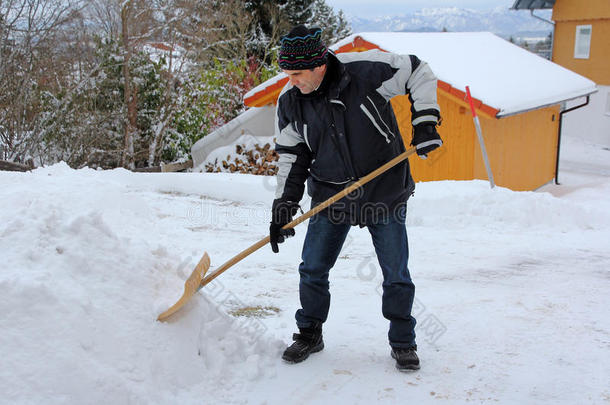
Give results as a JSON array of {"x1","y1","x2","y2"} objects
[
  {"x1": 41, "y1": 37, "x2": 171, "y2": 168},
  {"x1": 281, "y1": 0, "x2": 315, "y2": 27},
  {"x1": 330, "y1": 9, "x2": 352, "y2": 43},
  {"x1": 308, "y1": 0, "x2": 352, "y2": 45}
]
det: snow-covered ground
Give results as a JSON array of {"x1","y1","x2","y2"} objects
[{"x1": 1, "y1": 135, "x2": 609, "y2": 404}]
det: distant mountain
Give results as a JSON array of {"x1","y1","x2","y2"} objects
[{"x1": 347, "y1": 7, "x2": 553, "y2": 40}]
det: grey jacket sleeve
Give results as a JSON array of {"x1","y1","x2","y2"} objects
[
  {"x1": 337, "y1": 50, "x2": 440, "y2": 126},
  {"x1": 273, "y1": 88, "x2": 313, "y2": 202}
]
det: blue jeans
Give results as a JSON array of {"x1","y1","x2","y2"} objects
[{"x1": 295, "y1": 206, "x2": 416, "y2": 348}]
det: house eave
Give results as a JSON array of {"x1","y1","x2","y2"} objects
[{"x1": 496, "y1": 89, "x2": 598, "y2": 118}]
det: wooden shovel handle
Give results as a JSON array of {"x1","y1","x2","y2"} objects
[{"x1": 197, "y1": 146, "x2": 417, "y2": 291}]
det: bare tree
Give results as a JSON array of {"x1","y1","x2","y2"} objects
[
  {"x1": 88, "y1": 0, "x2": 121, "y2": 40},
  {"x1": 91, "y1": 0, "x2": 189, "y2": 168},
  {"x1": 120, "y1": 1, "x2": 137, "y2": 169},
  {"x1": 0, "y1": 0, "x2": 297, "y2": 168},
  {"x1": 0, "y1": 0, "x2": 85, "y2": 163},
  {"x1": 178, "y1": 0, "x2": 285, "y2": 67}
]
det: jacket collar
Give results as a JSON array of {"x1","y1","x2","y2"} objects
[
  {"x1": 291, "y1": 52, "x2": 351, "y2": 100},
  {"x1": 326, "y1": 52, "x2": 350, "y2": 100}
]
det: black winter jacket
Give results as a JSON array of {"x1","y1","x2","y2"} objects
[{"x1": 274, "y1": 50, "x2": 440, "y2": 225}]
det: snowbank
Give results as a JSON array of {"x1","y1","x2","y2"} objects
[
  {"x1": 0, "y1": 164, "x2": 282, "y2": 403},
  {"x1": 1, "y1": 136, "x2": 609, "y2": 404}
]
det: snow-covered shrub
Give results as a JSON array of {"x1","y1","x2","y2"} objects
[
  {"x1": 165, "y1": 57, "x2": 278, "y2": 162},
  {"x1": 41, "y1": 38, "x2": 170, "y2": 168}
]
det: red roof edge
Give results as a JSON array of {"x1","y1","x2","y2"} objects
[
  {"x1": 244, "y1": 77, "x2": 289, "y2": 107},
  {"x1": 438, "y1": 80, "x2": 499, "y2": 118},
  {"x1": 334, "y1": 36, "x2": 388, "y2": 53}
]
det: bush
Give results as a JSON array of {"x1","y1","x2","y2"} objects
[{"x1": 165, "y1": 57, "x2": 278, "y2": 162}]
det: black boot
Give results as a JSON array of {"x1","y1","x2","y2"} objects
[
  {"x1": 391, "y1": 346, "x2": 420, "y2": 371},
  {"x1": 282, "y1": 325, "x2": 324, "y2": 363}
]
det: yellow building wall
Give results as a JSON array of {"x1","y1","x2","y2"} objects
[
  {"x1": 392, "y1": 92, "x2": 560, "y2": 191},
  {"x1": 551, "y1": 0, "x2": 610, "y2": 84},
  {"x1": 552, "y1": 19, "x2": 610, "y2": 84},
  {"x1": 552, "y1": 0, "x2": 610, "y2": 21},
  {"x1": 393, "y1": 91, "x2": 476, "y2": 182},
  {"x1": 476, "y1": 105, "x2": 560, "y2": 191}
]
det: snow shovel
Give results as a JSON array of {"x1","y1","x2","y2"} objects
[{"x1": 157, "y1": 146, "x2": 418, "y2": 322}]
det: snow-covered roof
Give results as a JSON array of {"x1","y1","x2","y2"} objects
[{"x1": 245, "y1": 32, "x2": 597, "y2": 117}]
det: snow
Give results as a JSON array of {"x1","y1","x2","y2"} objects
[
  {"x1": 336, "y1": 32, "x2": 597, "y2": 117},
  {"x1": 246, "y1": 32, "x2": 597, "y2": 117},
  {"x1": 1, "y1": 135, "x2": 609, "y2": 404},
  {"x1": 190, "y1": 105, "x2": 276, "y2": 170}
]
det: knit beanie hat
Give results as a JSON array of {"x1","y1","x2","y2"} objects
[{"x1": 278, "y1": 25, "x2": 328, "y2": 70}]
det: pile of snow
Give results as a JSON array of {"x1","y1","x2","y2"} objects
[
  {"x1": 0, "y1": 163, "x2": 282, "y2": 403},
  {"x1": 409, "y1": 179, "x2": 609, "y2": 231},
  {"x1": 1, "y1": 136, "x2": 609, "y2": 403}
]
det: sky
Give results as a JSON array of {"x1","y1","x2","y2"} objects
[{"x1": 326, "y1": 0, "x2": 518, "y2": 17}]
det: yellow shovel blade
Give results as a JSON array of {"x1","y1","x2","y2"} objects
[{"x1": 157, "y1": 252, "x2": 210, "y2": 322}]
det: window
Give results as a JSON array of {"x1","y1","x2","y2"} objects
[{"x1": 574, "y1": 25, "x2": 592, "y2": 59}]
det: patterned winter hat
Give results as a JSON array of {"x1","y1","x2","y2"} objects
[{"x1": 278, "y1": 25, "x2": 328, "y2": 70}]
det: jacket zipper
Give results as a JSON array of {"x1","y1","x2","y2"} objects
[{"x1": 327, "y1": 98, "x2": 358, "y2": 182}]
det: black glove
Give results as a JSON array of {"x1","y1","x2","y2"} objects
[
  {"x1": 412, "y1": 123, "x2": 443, "y2": 159},
  {"x1": 270, "y1": 199, "x2": 299, "y2": 253}
]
